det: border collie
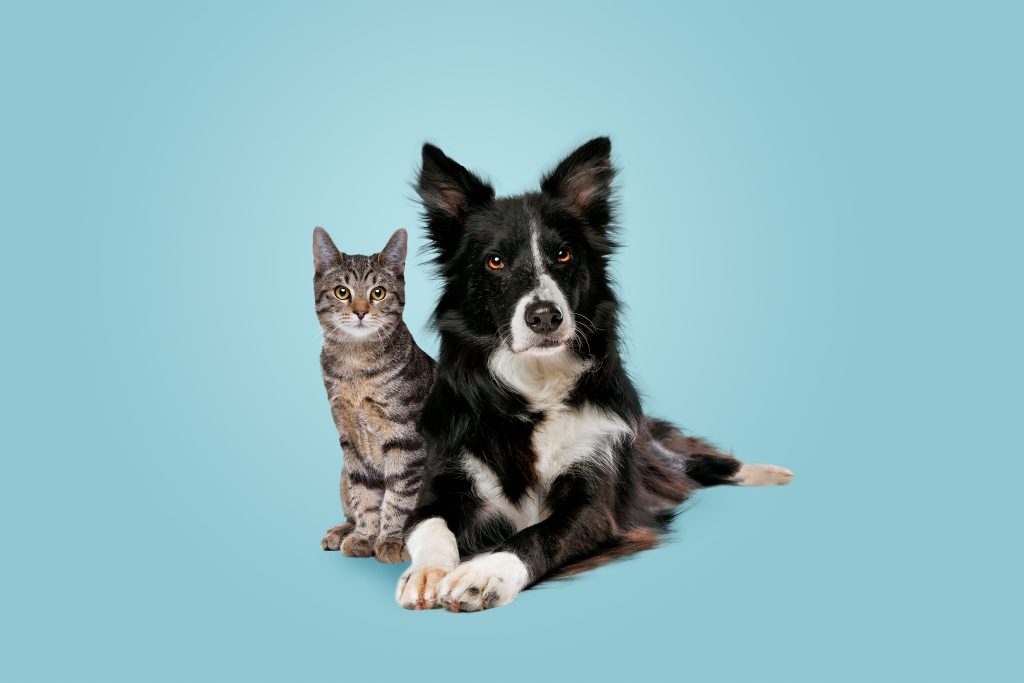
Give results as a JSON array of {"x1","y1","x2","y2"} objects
[{"x1": 396, "y1": 137, "x2": 792, "y2": 611}]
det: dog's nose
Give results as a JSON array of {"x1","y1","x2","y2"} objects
[{"x1": 524, "y1": 301, "x2": 563, "y2": 334}]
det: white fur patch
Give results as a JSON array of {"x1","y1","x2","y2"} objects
[
  {"x1": 462, "y1": 402, "x2": 631, "y2": 531},
  {"x1": 507, "y1": 292, "x2": 538, "y2": 354},
  {"x1": 396, "y1": 518, "x2": 461, "y2": 609},
  {"x1": 405, "y1": 517, "x2": 459, "y2": 570},
  {"x1": 462, "y1": 455, "x2": 546, "y2": 531},
  {"x1": 733, "y1": 464, "x2": 794, "y2": 486},
  {"x1": 436, "y1": 552, "x2": 529, "y2": 611},
  {"x1": 531, "y1": 402, "x2": 631, "y2": 483},
  {"x1": 530, "y1": 227, "x2": 545, "y2": 272},
  {"x1": 488, "y1": 345, "x2": 590, "y2": 411}
]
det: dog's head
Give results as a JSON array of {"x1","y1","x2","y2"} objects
[{"x1": 418, "y1": 138, "x2": 618, "y2": 358}]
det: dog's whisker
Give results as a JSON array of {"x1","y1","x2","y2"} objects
[{"x1": 574, "y1": 312, "x2": 602, "y2": 333}]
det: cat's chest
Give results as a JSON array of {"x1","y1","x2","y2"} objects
[
  {"x1": 462, "y1": 402, "x2": 630, "y2": 531},
  {"x1": 325, "y1": 375, "x2": 394, "y2": 445}
]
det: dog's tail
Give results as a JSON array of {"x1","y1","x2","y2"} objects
[
  {"x1": 546, "y1": 418, "x2": 793, "y2": 581},
  {"x1": 641, "y1": 417, "x2": 794, "y2": 508}
]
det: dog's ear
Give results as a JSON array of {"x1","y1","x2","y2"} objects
[
  {"x1": 417, "y1": 143, "x2": 495, "y2": 260},
  {"x1": 313, "y1": 226, "x2": 343, "y2": 273},
  {"x1": 540, "y1": 137, "x2": 615, "y2": 227},
  {"x1": 378, "y1": 228, "x2": 408, "y2": 275}
]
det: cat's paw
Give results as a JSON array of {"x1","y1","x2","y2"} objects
[
  {"x1": 436, "y1": 552, "x2": 529, "y2": 612},
  {"x1": 340, "y1": 532, "x2": 374, "y2": 558},
  {"x1": 321, "y1": 523, "x2": 354, "y2": 551},
  {"x1": 374, "y1": 538, "x2": 410, "y2": 564},
  {"x1": 396, "y1": 566, "x2": 448, "y2": 610}
]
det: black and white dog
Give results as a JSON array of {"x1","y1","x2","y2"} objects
[{"x1": 397, "y1": 138, "x2": 792, "y2": 612}]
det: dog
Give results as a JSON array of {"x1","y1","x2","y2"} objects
[{"x1": 396, "y1": 137, "x2": 792, "y2": 612}]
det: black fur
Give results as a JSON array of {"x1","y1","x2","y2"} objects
[{"x1": 406, "y1": 138, "x2": 752, "y2": 585}]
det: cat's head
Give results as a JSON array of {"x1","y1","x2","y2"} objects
[{"x1": 312, "y1": 227, "x2": 407, "y2": 342}]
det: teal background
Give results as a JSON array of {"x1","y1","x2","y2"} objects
[{"x1": 2, "y1": 1, "x2": 1021, "y2": 681}]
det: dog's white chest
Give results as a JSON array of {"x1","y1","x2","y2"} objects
[
  {"x1": 530, "y1": 403, "x2": 630, "y2": 484},
  {"x1": 463, "y1": 402, "x2": 630, "y2": 531}
]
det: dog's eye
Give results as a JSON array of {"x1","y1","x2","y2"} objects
[
  {"x1": 486, "y1": 255, "x2": 504, "y2": 270},
  {"x1": 370, "y1": 287, "x2": 386, "y2": 301},
  {"x1": 556, "y1": 248, "x2": 572, "y2": 263},
  {"x1": 334, "y1": 286, "x2": 350, "y2": 301}
]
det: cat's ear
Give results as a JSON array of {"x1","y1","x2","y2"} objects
[
  {"x1": 540, "y1": 137, "x2": 615, "y2": 227},
  {"x1": 379, "y1": 228, "x2": 408, "y2": 275},
  {"x1": 417, "y1": 143, "x2": 494, "y2": 261},
  {"x1": 313, "y1": 227, "x2": 343, "y2": 273}
]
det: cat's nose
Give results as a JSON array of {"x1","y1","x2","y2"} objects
[{"x1": 355, "y1": 311, "x2": 367, "y2": 320}]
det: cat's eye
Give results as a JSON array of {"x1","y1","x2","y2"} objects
[
  {"x1": 556, "y1": 248, "x2": 573, "y2": 263},
  {"x1": 370, "y1": 287, "x2": 386, "y2": 301},
  {"x1": 334, "y1": 286, "x2": 350, "y2": 301},
  {"x1": 486, "y1": 255, "x2": 504, "y2": 270}
]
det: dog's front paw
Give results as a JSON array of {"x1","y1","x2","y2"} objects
[
  {"x1": 321, "y1": 523, "x2": 354, "y2": 551},
  {"x1": 340, "y1": 532, "x2": 374, "y2": 558},
  {"x1": 374, "y1": 538, "x2": 410, "y2": 564},
  {"x1": 396, "y1": 566, "x2": 448, "y2": 610},
  {"x1": 436, "y1": 552, "x2": 529, "y2": 612}
]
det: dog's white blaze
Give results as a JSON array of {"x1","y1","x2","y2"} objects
[
  {"x1": 530, "y1": 227, "x2": 545, "y2": 272},
  {"x1": 506, "y1": 224, "x2": 575, "y2": 353},
  {"x1": 405, "y1": 517, "x2": 459, "y2": 571},
  {"x1": 463, "y1": 402, "x2": 630, "y2": 532}
]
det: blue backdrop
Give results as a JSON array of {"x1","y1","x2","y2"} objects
[{"x1": 3, "y1": 2, "x2": 1021, "y2": 681}]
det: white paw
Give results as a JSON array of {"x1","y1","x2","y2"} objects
[
  {"x1": 734, "y1": 464, "x2": 794, "y2": 486},
  {"x1": 436, "y1": 552, "x2": 529, "y2": 612},
  {"x1": 396, "y1": 566, "x2": 448, "y2": 610}
]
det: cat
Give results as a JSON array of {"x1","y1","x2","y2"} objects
[{"x1": 312, "y1": 226, "x2": 436, "y2": 563}]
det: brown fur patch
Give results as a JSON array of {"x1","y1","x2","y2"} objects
[{"x1": 551, "y1": 527, "x2": 661, "y2": 578}]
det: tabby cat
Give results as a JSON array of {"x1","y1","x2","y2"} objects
[{"x1": 313, "y1": 227, "x2": 436, "y2": 563}]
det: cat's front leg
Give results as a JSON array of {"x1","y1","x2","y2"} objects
[
  {"x1": 322, "y1": 466, "x2": 355, "y2": 550},
  {"x1": 340, "y1": 466, "x2": 383, "y2": 558},
  {"x1": 375, "y1": 488, "x2": 414, "y2": 563},
  {"x1": 375, "y1": 447, "x2": 424, "y2": 563}
]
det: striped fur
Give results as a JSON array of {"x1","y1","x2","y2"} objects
[{"x1": 313, "y1": 227, "x2": 436, "y2": 563}]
